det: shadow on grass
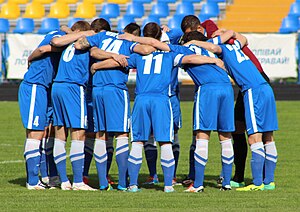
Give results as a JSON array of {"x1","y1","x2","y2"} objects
[
  {"x1": 9, "y1": 177, "x2": 26, "y2": 187},
  {"x1": 8, "y1": 173, "x2": 252, "y2": 190}
]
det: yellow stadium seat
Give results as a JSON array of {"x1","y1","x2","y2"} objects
[
  {"x1": 0, "y1": 3, "x2": 20, "y2": 19},
  {"x1": 48, "y1": 2, "x2": 70, "y2": 18},
  {"x1": 73, "y1": 3, "x2": 96, "y2": 19},
  {"x1": 107, "y1": 0, "x2": 129, "y2": 4},
  {"x1": 32, "y1": 0, "x2": 54, "y2": 5},
  {"x1": 83, "y1": 0, "x2": 104, "y2": 5},
  {"x1": 7, "y1": 0, "x2": 29, "y2": 5},
  {"x1": 23, "y1": 2, "x2": 45, "y2": 19},
  {"x1": 57, "y1": 0, "x2": 78, "y2": 4}
]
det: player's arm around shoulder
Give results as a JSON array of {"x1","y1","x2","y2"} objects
[{"x1": 181, "y1": 54, "x2": 225, "y2": 70}]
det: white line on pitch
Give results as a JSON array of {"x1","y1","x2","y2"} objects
[
  {"x1": 0, "y1": 143, "x2": 23, "y2": 147},
  {"x1": 0, "y1": 160, "x2": 24, "y2": 164}
]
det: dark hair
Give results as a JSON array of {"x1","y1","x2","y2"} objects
[
  {"x1": 124, "y1": 23, "x2": 141, "y2": 36},
  {"x1": 181, "y1": 15, "x2": 201, "y2": 33},
  {"x1": 143, "y1": 22, "x2": 162, "y2": 40},
  {"x1": 91, "y1": 18, "x2": 111, "y2": 33},
  {"x1": 181, "y1": 31, "x2": 208, "y2": 44},
  {"x1": 71, "y1": 20, "x2": 91, "y2": 31}
]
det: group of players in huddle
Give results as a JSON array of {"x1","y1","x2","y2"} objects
[{"x1": 19, "y1": 14, "x2": 278, "y2": 193}]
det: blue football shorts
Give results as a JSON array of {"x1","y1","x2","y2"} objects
[
  {"x1": 170, "y1": 94, "x2": 182, "y2": 132},
  {"x1": 18, "y1": 81, "x2": 48, "y2": 130},
  {"x1": 193, "y1": 84, "x2": 235, "y2": 132},
  {"x1": 243, "y1": 83, "x2": 278, "y2": 135},
  {"x1": 93, "y1": 86, "x2": 130, "y2": 133},
  {"x1": 131, "y1": 94, "x2": 173, "y2": 142},
  {"x1": 52, "y1": 82, "x2": 87, "y2": 129}
]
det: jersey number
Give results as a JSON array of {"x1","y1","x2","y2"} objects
[
  {"x1": 62, "y1": 44, "x2": 75, "y2": 62},
  {"x1": 226, "y1": 44, "x2": 249, "y2": 63},
  {"x1": 142, "y1": 54, "x2": 163, "y2": 75},
  {"x1": 101, "y1": 38, "x2": 123, "y2": 54}
]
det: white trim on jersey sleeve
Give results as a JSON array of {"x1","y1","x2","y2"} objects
[
  {"x1": 130, "y1": 42, "x2": 138, "y2": 53},
  {"x1": 160, "y1": 31, "x2": 170, "y2": 44},
  {"x1": 212, "y1": 36, "x2": 221, "y2": 44},
  {"x1": 173, "y1": 54, "x2": 184, "y2": 66}
]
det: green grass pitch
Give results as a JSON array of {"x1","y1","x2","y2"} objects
[{"x1": 0, "y1": 101, "x2": 299, "y2": 211}]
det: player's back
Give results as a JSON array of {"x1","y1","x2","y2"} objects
[
  {"x1": 161, "y1": 29, "x2": 183, "y2": 96},
  {"x1": 24, "y1": 31, "x2": 64, "y2": 88},
  {"x1": 86, "y1": 31, "x2": 136, "y2": 90},
  {"x1": 220, "y1": 40, "x2": 266, "y2": 92},
  {"x1": 54, "y1": 43, "x2": 90, "y2": 87},
  {"x1": 128, "y1": 50, "x2": 183, "y2": 96},
  {"x1": 169, "y1": 44, "x2": 230, "y2": 86}
]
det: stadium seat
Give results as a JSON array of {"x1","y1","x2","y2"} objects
[
  {"x1": 206, "y1": 0, "x2": 226, "y2": 3},
  {"x1": 32, "y1": 0, "x2": 54, "y2": 4},
  {"x1": 8, "y1": 0, "x2": 29, "y2": 4},
  {"x1": 107, "y1": 0, "x2": 129, "y2": 4},
  {"x1": 38, "y1": 18, "x2": 60, "y2": 34},
  {"x1": 125, "y1": 3, "x2": 144, "y2": 18},
  {"x1": 289, "y1": 2, "x2": 300, "y2": 17},
  {"x1": 0, "y1": 18, "x2": 9, "y2": 33},
  {"x1": 168, "y1": 15, "x2": 184, "y2": 30},
  {"x1": 48, "y1": 2, "x2": 70, "y2": 18},
  {"x1": 74, "y1": 2, "x2": 96, "y2": 19},
  {"x1": 142, "y1": 16, "x2": 161, "y2": 27},
  {"x1": 279, "y1": 15, "x2": 299, "y2": 33},
  {"x1": 68, "y1": 17, "x2": 84, "y2": 28},
  {"x1": 198, "y1": 14, "x2": 211, "y2": 23},
  {"x1": 175, "y1": 2, "x2": 194, "y2": 16},
  {"x1": 13, "y1": 18, "x2": 34, "y2": 33},
  {"x1": 157, "y1": 0, "x2": 176, "y2": 3},
  {"x1": 99, "y1": 4, "x2": 120, "y2": 19},
  {"x1": 0, "y1": 3, "x2": 21, "y2": 19},
  {"x1": 117, "y1": 16, "x2": 135, "y2": 32},
  {"x1": 23, "y1": 2, "x2": 45, "y2": 19},
  {"x1": 182, "y1": 0, "x2": 201, "y2": 3},
  {"x1": 149, "y1": 3, "x2": 169, "y2": 18},
  {"x1": 199, "y1": 2, "x2": 220, "y2": 18},
  {"x1": 83, "y1": 0, "x2": 104, "y2": 4},
  {"x1": 132, "y1": 0, "x2": 151, "y2": 3}
]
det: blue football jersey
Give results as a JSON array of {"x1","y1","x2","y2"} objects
[
  {"x1": 169, "y1": 44, "x2": 231, "y2": 86},
  {"x1": 86, "y1": 31, "x2": 136, "y2": 90},
  {"x1": 219, "y1": 40, "x2": 267, "y2": 92},
  {"x1": 161, "y1": 29, "x2": 183, "y2": 96},
  {"x1": 54, "y1": 43, "x2": 90, "y2": 87},
  {"x1": 23, "y1": 31, "x2": 65, "y2": 88},
  {"x1": 127, "y1": 51, "x2": 184, "y2": 96}
]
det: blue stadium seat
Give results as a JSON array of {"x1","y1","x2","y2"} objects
[
  {"x1": 199, "y1": 2, "x2": 220, "y2": 18},
  {"x1": 175, "y1": 2, "x2": 194, "y2": 16},
  {"x1": 168, "y1": 15, "x2": 184, "y2": 30},
  {"x1": 13, "y1": 18, "x2": 34, "y2": 34},
  {"x1": 132, "y1": 0, "x2": 151, "y2": 3},
  {"x1": 149, "y1": 3, "x2": 169, "y2": 18},
  {"x1": 142, "y1": 16, "x2": 161, "y2": 27},
  {"x1": 289, "y1": 2, "x2": 300, "y2": 17},
  {"x1": 38, "y1": 18, "x2": 60, "y2": 34},
  {"x1": 157, "y1": 0, "x2": 176, "y2": 3},
  {"x1": 198, "y1": 14, "x2": 211, "y2": 23},
  {"x1": 117, "y1": 16, "x2": 135, "y2": 32},
  {"x1": 99, "y1": 3, "x2": 120, "y2": 19},
  {"x1": 68, "y1": 17, "x2": 84, "y2": 28},
  {"x1": 0, "y1": 18, "x2": 9, "y2": 33},
  {"x1": 125, "y1": 3, "x2": 144, "y2": 18},
  {"x1": 182, "y1": 0, "x2": 202, "y2": 3},
  {"x1": 279, "y1": 15, "x2": 299, "y2": 33},
  {"x1": 206, "y1": 0, "x2": 226, "y2": 3}
]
